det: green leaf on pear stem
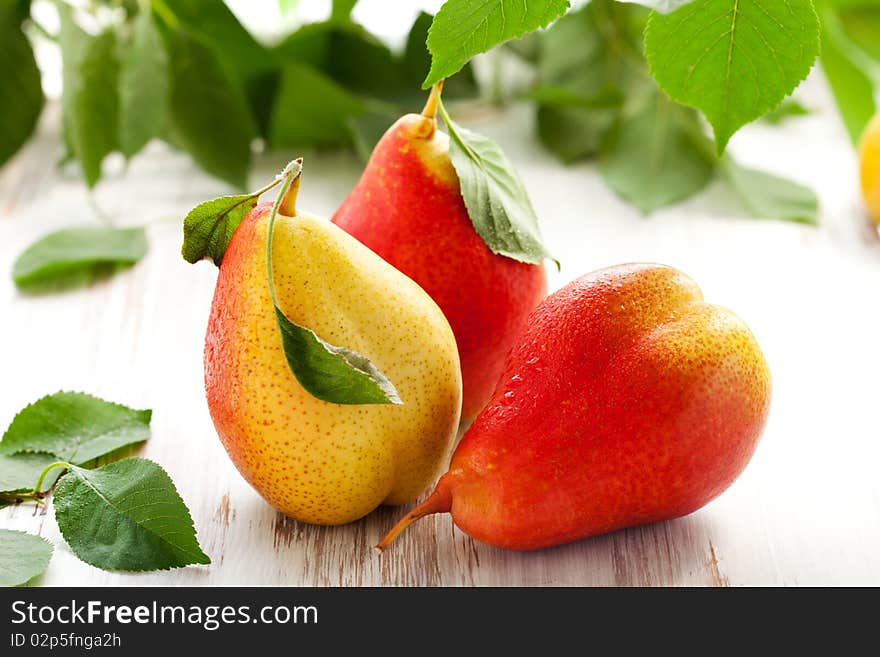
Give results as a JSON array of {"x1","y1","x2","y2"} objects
[
  {"x1": 181, "y1": 194, "x2": 260, "y2": 265},
  {"x1": 438, "y1": 102, "x2": 555, "y2": 266},
  {"x1": 12, "y1": 227, "x2": 148, "y2": 292},
  {"x1": 53, "y1": 459, "x2": 210, "y2": 571},
  {"x1": 0, "y1": 529, "x2": 53, "y2": 587},
  {"x1": 0, "y1": 391, "x2": 151, "y2": 466},
  {"x1": 274, "y1": 308, "x2": 403, "y2": 405},
  {"x1": 265, "y1": 160, "x2": 402, "y2": 406},
  {"x1": 644, "y1": 0, "x2": 821, "y2": 154},
  {"x1": 423, "y1": 0, "x2": 570, "y2": 89}
]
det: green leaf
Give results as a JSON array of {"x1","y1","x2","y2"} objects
[
  {"x1": 275, "y1": 22, "x2": 406, "y2": 103},
  {"x1": 268, "y1": 61, "x2": 364, "y2": 149},
  {"x1": 166, "y1": 31, "x2": 255, "y2": 189},
  {"x1": 0, "y1": 14, "x2": 43, "y2": 168},
  {"x1": 181, "y1": 194, "x2": 259, "y2": 265},
  {"x1": 616, "y1": 0, "x2": 696, "y2": 12},
  {"x1": 0, "y1": 530, "x2": 52, "y2": 586},
  {"x1": 404, "y1": 12, "x2": 478, "y2": 102},
  {"x1": 331, "y1": 0, "x2": 358, "y2": 21},
  {"x1": 721, "y1": 156, "x2": 818, "y2": 225},
  {"x1": 762, "y1": 98, "x2": 810, "y2": 125},
  {"x1": 264, "y1": 161, "x2": 402, "y2": 406},
  {"x1": 537, "y1": 104, "x2": 618, "y2": 163},
  {"x1": 0, "y1": 392, "x2": 151, "y2": 465},
  {"x1": 599, "y1": 92, "x2": 715, "y2": 212},
  {"x1": 53, "y1": 459, "x2": 210, "y2": 571},
  {"x1": 820, "y1": 7, "x2": 878, "y2": 145},
  {"x1": 158, "y1": 0, "x2": 275, "y2": 133},
  {"x1": 838, "y1": 6, "x2": 880, "y2": 63},
  {"x1": 424, "y1": 0, "x2": 570, "y2": 88},
  {"x1": 119, "y1": 7, "x2": 169, "y2": 157},
  {"x1": 0, "y1": 452, "x2": 62, "y2": 495},
  {"x1": 532, "y1": 1, "x2": 646, "y2": 163},
  {"x1": 537, "y1": 0, "x2": 649, "y2": 99},
  {"x1": 0, "y1": 0, "x2": 32, "y2": 25},
  {"x1": 645, "y1": 0, "x2": 821, "y2": 153},
  {"x1": 439, "y1": 104, "x2": 554, "y2": 264},
  {"x1": 274, "y1": 308, "x2": 403, "y2": 405},
  {"x1": 12, "y1": 227, "x2": 147, "y2": 291},
  {"x1": 58, "y1": 7, "x2": 120, "y2": 188},
  {"x1": 160, "y1": 0, "x2": 275, "y2": 87}
]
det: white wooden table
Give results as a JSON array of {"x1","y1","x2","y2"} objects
[{"x1": 2, "y1": 71, "x2": 880, "y2": 586}]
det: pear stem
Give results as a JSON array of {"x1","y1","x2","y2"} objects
[
  {"x1": 279, "y1": 165, "x2": 302, "y2": 217},
  {"x1": 266, "y1": 159, "x2": 304, "y2": 309},
  {"x1": 421, "y1": 80, "x2": 445, "y2": 120},
  {"x1": 376, "y1": 479, "x2": 453, "y2": 551}
]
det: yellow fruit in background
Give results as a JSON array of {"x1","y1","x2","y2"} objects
[{"x1": 860, "y1": 113, "x2": 880, "y2": 225}]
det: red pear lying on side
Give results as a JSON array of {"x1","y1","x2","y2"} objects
[{"x1": 379, "y1": 264, "x2": 771, "y2": 551}]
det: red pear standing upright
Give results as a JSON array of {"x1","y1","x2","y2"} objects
[{"x1": 333, "y1": 84, "x2": 548, "y2": 420}]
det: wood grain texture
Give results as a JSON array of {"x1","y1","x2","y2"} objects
[{"x1": 3, "y1": 74, "x2": 880, "y2": 586}]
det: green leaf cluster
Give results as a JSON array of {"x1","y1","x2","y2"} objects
[
  {"x1": 527, "y1": 0, "x2": 819, "y2": 221},
  {"x1": 5, "y1": 0, "x2": 877, "y2": 221},
  {"x1": 10, "y1": 1, "x2": 480, "y2": 190},
  {"x1": 0, "y1": 392, "x2": 209, "y2": 585}
]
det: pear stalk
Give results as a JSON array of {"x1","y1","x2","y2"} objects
[
  {"x1": 266, "y1": 158, "x2": 303, "y2": 307},
  {"x1": 421, "y1": 80, "x2": 445, "y2": 120},
  {"x1": 376, "y1": 478, "x2": 453, "y2": 550}
]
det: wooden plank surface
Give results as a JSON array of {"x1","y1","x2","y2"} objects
[{"x1": 2, "y1": 74, "x2": 880, "y2": 586}]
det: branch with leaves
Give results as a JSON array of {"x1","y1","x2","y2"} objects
[{"x1": 0, "y1": 392, "x2": 209, "y2": 585}]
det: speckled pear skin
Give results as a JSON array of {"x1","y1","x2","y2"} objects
[
  {"x1": 204, "y1": 202, "x2": 462, "y2": 525},
  {"x1": 383, "y1": 264, "x2": 771, "y2": 550},
  {"x1": 333, "y1": 114, "x2": 547, "y2": 421}
]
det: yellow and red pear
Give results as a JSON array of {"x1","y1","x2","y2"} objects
[{"x1": 204, "y1": 172, "x2": 462, "y2": 525}]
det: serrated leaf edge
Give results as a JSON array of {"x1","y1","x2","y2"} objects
[
  {"x1": 53, "y1": 459, "x2": 210, "y2": 572},
  {"x1": 181, "y1": 194, "x2": 259, "y2": 265},
  {"x1": 643, "y1": 0, "x2": 822, "y2": 153},
  {"x1": 0, "y1": 529, "x2": 54, "y2": 586},
  {"x1": 0, "y1": 391, "x2": 152, "y2": 463}
]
